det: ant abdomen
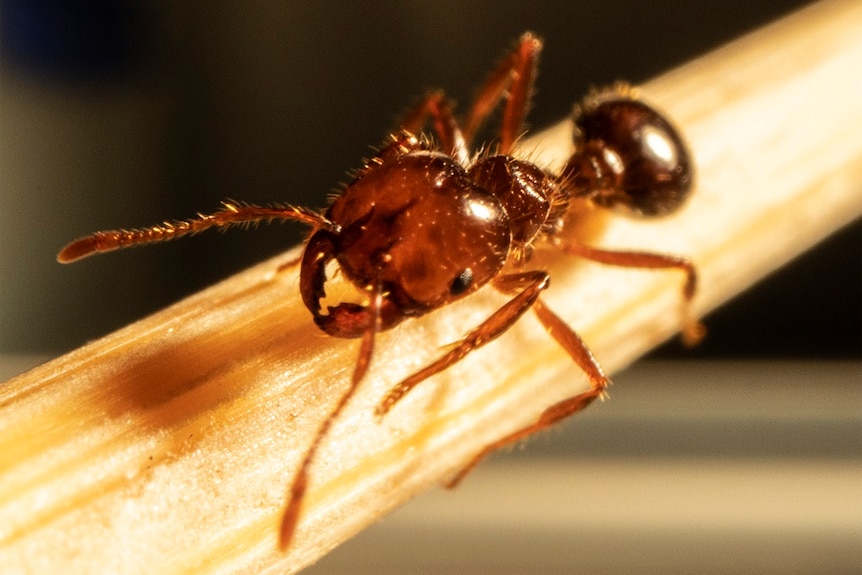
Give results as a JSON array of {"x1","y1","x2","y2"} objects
[{"x1": 563, "y1": 90, "x2": 693, "y2": 217}]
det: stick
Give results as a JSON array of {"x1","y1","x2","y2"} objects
[{"x1": 1, "y1": 1, "x2": 860, "y2": 572}]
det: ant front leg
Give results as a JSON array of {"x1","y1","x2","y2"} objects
[
  {"x1": 280, "y1": 278, "x2": 388, "y2": 549},
  {"x1": 443, "y1": 281, "x2": 612, "y2": 488},
  {"x1": 374, "y1": 270, "x2": 610, "y2": 487},
  {"x1": 375, "y1": 270, "x2": 551, "y2": 417},
  {"x1": 445, "y1": 351, "x2": 608, "y2": 488},
  {"x1": 557, "y1": 240, "x2": 705, "y2": 345}
]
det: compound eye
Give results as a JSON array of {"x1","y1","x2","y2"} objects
[{"x1": 449, "y1": 268, "x2": 474, "y2": 296}]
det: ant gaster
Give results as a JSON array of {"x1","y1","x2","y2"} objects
[{"x1": 58, "y1": 33, "x2": 702, "y2": 549}]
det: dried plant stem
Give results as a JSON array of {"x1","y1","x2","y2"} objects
[{"x1": 1, "y1": 1, "x2": 861, "y2": 573}]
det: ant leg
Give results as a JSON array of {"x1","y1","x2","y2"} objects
[
  {"x1": 375, "y1": 270, "x2": 550, "y2": 417},
  {"x1": 398, "y1": 90, "x2": 469, "y2": 165},
  {"x1": 446, "y1": 363, "x2": 607, "y2": 488},
  {"x1": 279, "y1": 281, "x2": 384, "y2": 549},
  {"x1": 464, "y1": 32, "x2": 542, "y2": 154},
  {"x1": 558, "y1": 241, "x2": 705, "y2": 346},
  {"x1": 444, "y1": 293, "x2": 611, "y2": 488},
  {"x1": 393, "y1": 32, "x2": 542, "y2": 160},
  {"x1": 57, "y1": 201, "x2": 337, "y2": 263}
]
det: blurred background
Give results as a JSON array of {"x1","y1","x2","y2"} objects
[{"x1": 1, "y1": 1, "x2": 859, "y2": 573}]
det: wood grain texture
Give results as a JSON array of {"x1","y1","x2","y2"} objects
[{"x1": 1, "y1": 1, "x2": 860, "y2": 572}]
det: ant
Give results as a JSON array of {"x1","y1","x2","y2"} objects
[{"x1": 58, "y1": 32, "x2": 702, "y2": 549}]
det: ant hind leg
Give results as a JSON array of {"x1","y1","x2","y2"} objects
[{"x1": 557, "y1": 241, "x2": 706, "y2": 346}]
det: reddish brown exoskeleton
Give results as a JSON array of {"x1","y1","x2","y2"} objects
[{"x1": 58, "y1": 32, "x2": 702, "y2": 548}]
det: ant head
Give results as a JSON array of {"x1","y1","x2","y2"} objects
[
  {"x1": 300, "y1": 153, "x2": 512, "y2": 337},
  {"x1": 562, "y1": 89, "x2": 693, "y2": 217}
]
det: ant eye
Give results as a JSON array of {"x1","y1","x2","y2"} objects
[{"x1": 449, "y1": 268, "x2": 474, "y2": 295}]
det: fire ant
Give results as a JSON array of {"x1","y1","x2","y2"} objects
[{"x1": 58, "y1": 32, "x2": 702, "y2": 549}]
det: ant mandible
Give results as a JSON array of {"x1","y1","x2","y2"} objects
[{"x1": 58, "y1": 32, "x2": 702, "y2": 549}]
